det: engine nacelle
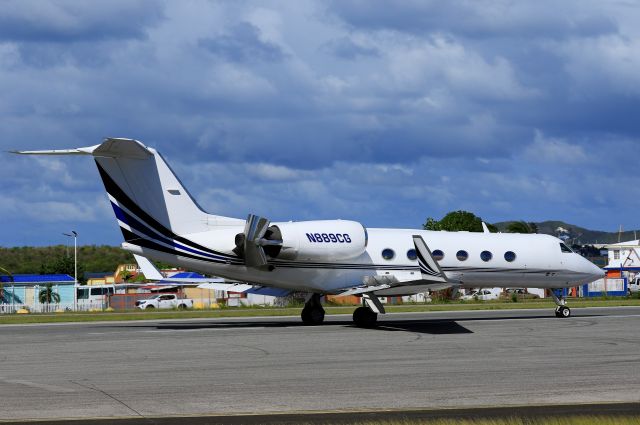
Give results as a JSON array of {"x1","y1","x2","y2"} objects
[{"x1": 270, "y1": 220, "x2": 368, "y2": 261}]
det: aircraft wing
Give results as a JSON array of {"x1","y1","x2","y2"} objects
[
  {"x1": 338, "y1": 284, "x2": 391, "y2": 296},
  {"x1": 134, "y1": 254, "x2": 227, "y2": 285},
  {"x1": 335, "y1": 235, "x2": 452, "y2": 296},
  {"x1": 134, "y1": 254, "x2": 164, "y2": 280},
  {"x1": 132, "y1": 254, "x2": 291, "y2": 295},
  {"x1": 196, "y1": 282, "x2": 255, "y2": 292}
]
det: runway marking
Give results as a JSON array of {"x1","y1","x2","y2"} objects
[{"x1": 0, "y1": 377, "x2": 75, "y2": 393}]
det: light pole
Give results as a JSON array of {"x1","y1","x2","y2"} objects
[{"x1": 63, "y1": 231, "x2": 78, "y2": 310}]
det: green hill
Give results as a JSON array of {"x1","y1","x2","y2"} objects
[
  {"x1": 494, "y1": 220, "x2": 639, "y2": 245},
  {"x1": 0, "y1": 245, "x2": 134, "y2": 278}
]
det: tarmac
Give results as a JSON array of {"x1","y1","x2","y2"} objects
[{"x1": 0, "y1": 306, "x2": 639, "y2": 423}]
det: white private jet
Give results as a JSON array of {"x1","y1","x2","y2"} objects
[{"x1": 14, "y1": 138, "x2": 603, "y2": 326}]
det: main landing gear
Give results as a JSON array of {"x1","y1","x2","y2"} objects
[
  {"x1": 551, "y1": 290, "x2": 571, "y2": 318},
  {"x1": 353, "y1": 293, "x2": 385, "y2": 328},
  {"x1": 301, "y1": 293, "x2": 325, "y2": 325}
]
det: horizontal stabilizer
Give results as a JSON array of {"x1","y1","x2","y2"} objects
[
  {"x1": 11, "y1": 146, "x2": 97, "y2": 155},
  {"x1": 12, "y1": 138, "x2": 153, "y2": 159}
]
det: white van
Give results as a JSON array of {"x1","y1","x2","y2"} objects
[
  {"x1": 77, "y1": 285, "x2": 115, "y2": 307},
  {"x1": 629, "y1": 276, "x2": 640, "y2": 294}
]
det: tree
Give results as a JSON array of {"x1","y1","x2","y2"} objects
[
  {"x1": 119, "y1": 270, "x2": 133, "y2": 282},
  {"x1": 507, "y1": 221, "x2": 537, "y2": 234},
  {"x1": 424, "y1": 210, "x2": 490, "y2": 232},
  {"x1": 0, "y1": 266, "x2": 12, "y2": 304},
  {"x1": 39, "y1": 283, "x2": 61, "y2": 304}
]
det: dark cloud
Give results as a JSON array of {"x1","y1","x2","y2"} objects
[
  {"x1": 198, "y1": 22, "x2": 286, "y2": 63},
  {"x1": 321, "y1": 36, "x2": 379, "y2": 59},
  {"x1": 326, "y1": 1, "x2": 618, "y2": 40},
  {"x1": 0, "y1": 0, "x2": 164, "y2": 43},
  {"x1": 0, "y1": 1, "x2": 639, "y2": 245}
]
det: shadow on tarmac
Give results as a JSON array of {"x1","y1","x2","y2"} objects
[{"x1": 116, "y1": 309, "x2": 606, "y2": 335}]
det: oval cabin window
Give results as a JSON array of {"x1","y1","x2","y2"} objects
[
  {"x1": 456, "y1": 250, "x2": 468, "y2": 261},
  {"x1": 382, "y1": 248, "x2": 395, "y2": 260},
  {"x1": 432, "y1": 249, "x2": 444, "y2": 261}
]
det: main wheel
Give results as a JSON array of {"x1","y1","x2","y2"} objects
[
  {"x1": 353, "y1": 306, "x2": 378, "y2": 328},
  {"x1": 555, "y1": 305, "x2": 571, "y2": 318},
  {"x1": 301, "y1": 306, "x2": 325, "y2": 325}
]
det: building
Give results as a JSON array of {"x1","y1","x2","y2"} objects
[
  {"x1": 584, "y1": 239, "x2": 638, "y2": 296},
  {"x1": 85, "y1": 272, "x2": 116, "y2": 286},
  {"x1": 0, "y1": 274, "x2": 75, "y2": 313}
]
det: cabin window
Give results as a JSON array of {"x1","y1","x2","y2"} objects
[
  {"x1": 382, "y1": 248, "x2": 395, "y2": 260},
  {"x1": 432, "y1": 249, "x2": 444, "y2": 261},
  {"x1": 504, "y1": 251, "x2": 516, "y2": 262},
  {"x1": 406, "y1": 249, "x2": 417, "y2": 261},
  {"x1": 456, "y1": 250, "x2": 468, "y2": 261},
  {"x1": 560, "y1": 243, "x2": 573, "y2": 253},
  {"x1": 480, "y1": 251, "x2": 492, "y2": 262},
  {"x1": 613, "y1": 250, "x2": 620, "y2": 260}
]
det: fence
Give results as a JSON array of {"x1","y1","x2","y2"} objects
[{"x1": 0, "y1": 300, "x2": 112, "y2": 314}]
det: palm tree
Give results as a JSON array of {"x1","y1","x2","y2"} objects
[
  {"x1": 39, "y1": 283, "x2": 61, "y2": 304},
  {"x1": 0, "y1": 266, "x2": 13, "y2": 304}
]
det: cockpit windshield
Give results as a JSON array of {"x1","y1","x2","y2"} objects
[{"x1": 560, "y1": 242, "x2": 573, "y2": 253}]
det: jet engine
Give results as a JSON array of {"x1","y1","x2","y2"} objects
[
  {"x1": 233, "y1": 215, "x2": 368, "y2": 267},
  {"x1": 271, "y1": 220, "x2": 368, "y2": 261}
]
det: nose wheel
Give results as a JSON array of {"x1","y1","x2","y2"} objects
[
  {"x1": 551, "y1": 290, "x2": 571, "y2": 318},
  {"x1": 555, "y1": 305, "x2": 571, "y2": 318}
]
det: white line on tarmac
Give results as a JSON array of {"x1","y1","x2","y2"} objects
[{"x1": 0, "y1": 377, "x2": 75, "y2": 393}]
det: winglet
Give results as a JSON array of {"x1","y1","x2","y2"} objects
[
  {"x1": 412, "y1": 235, "x2": 449, "y2": 283},
  {"x1": 133, "y1": 254, "x2": 164, "y2": 281},
  {"x1": 481, "y1": 222, "x2": 490, "y2": 233}
]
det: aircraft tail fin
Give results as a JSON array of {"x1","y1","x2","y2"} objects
[{"x1": 14, "y1": 138, "x2": 244, "y2": 244}]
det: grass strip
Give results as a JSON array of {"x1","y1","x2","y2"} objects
[{"x1": 0, "y1": 298, "x2": 639, "y2": 325}]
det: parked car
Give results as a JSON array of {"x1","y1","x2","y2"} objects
[
  {"x1": 135, "y1": 294, "x2": 194, "y2": 310},
  {"x1": 460, "y1": 289, "x2": 498, "y2": 301},
  {"x1": 629, "y1": 276, "x2": 640, "y2": 294},
  {"x1": 460, "y1": 290, "x2": 479, "y2": 301},
  {"x1": 504, "y1": 288, "x2": 540, "y2": 300}
]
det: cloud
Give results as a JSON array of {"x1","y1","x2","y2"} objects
[
  {"x1": 198, "y1": 22, "x2": 286, "y2": 63},
  {"x1": 0, "y1": 0, "x2": 164, "y2": 43},
  {"x1": 321, "y1": 36, "x2": 379, "y2": 59},
  {"x1": 523, "y1": 131, "x2": 589, "y2": 165},
  {"x1": 1, "y1": 0, "x2": 640, "y2": 245},
  {"x1": 326, "y1": 1, "x2": 618, "y2": 40}
]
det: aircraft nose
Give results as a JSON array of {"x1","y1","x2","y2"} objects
[{"x1": 582, "y1": 258, "x2": 604, "y2": 282}]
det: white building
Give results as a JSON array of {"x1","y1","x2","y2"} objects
[{"x1": 605, "y1": 240, "x2": 640, "y2": 270}]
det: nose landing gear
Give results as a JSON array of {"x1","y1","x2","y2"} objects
[{"x1": 551, "y1": 290, "x2": 571, "y2": 318}]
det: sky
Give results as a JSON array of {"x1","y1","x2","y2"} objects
[{"x1": 1, "y1": 0, "x2": 640, "y2": 246}]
